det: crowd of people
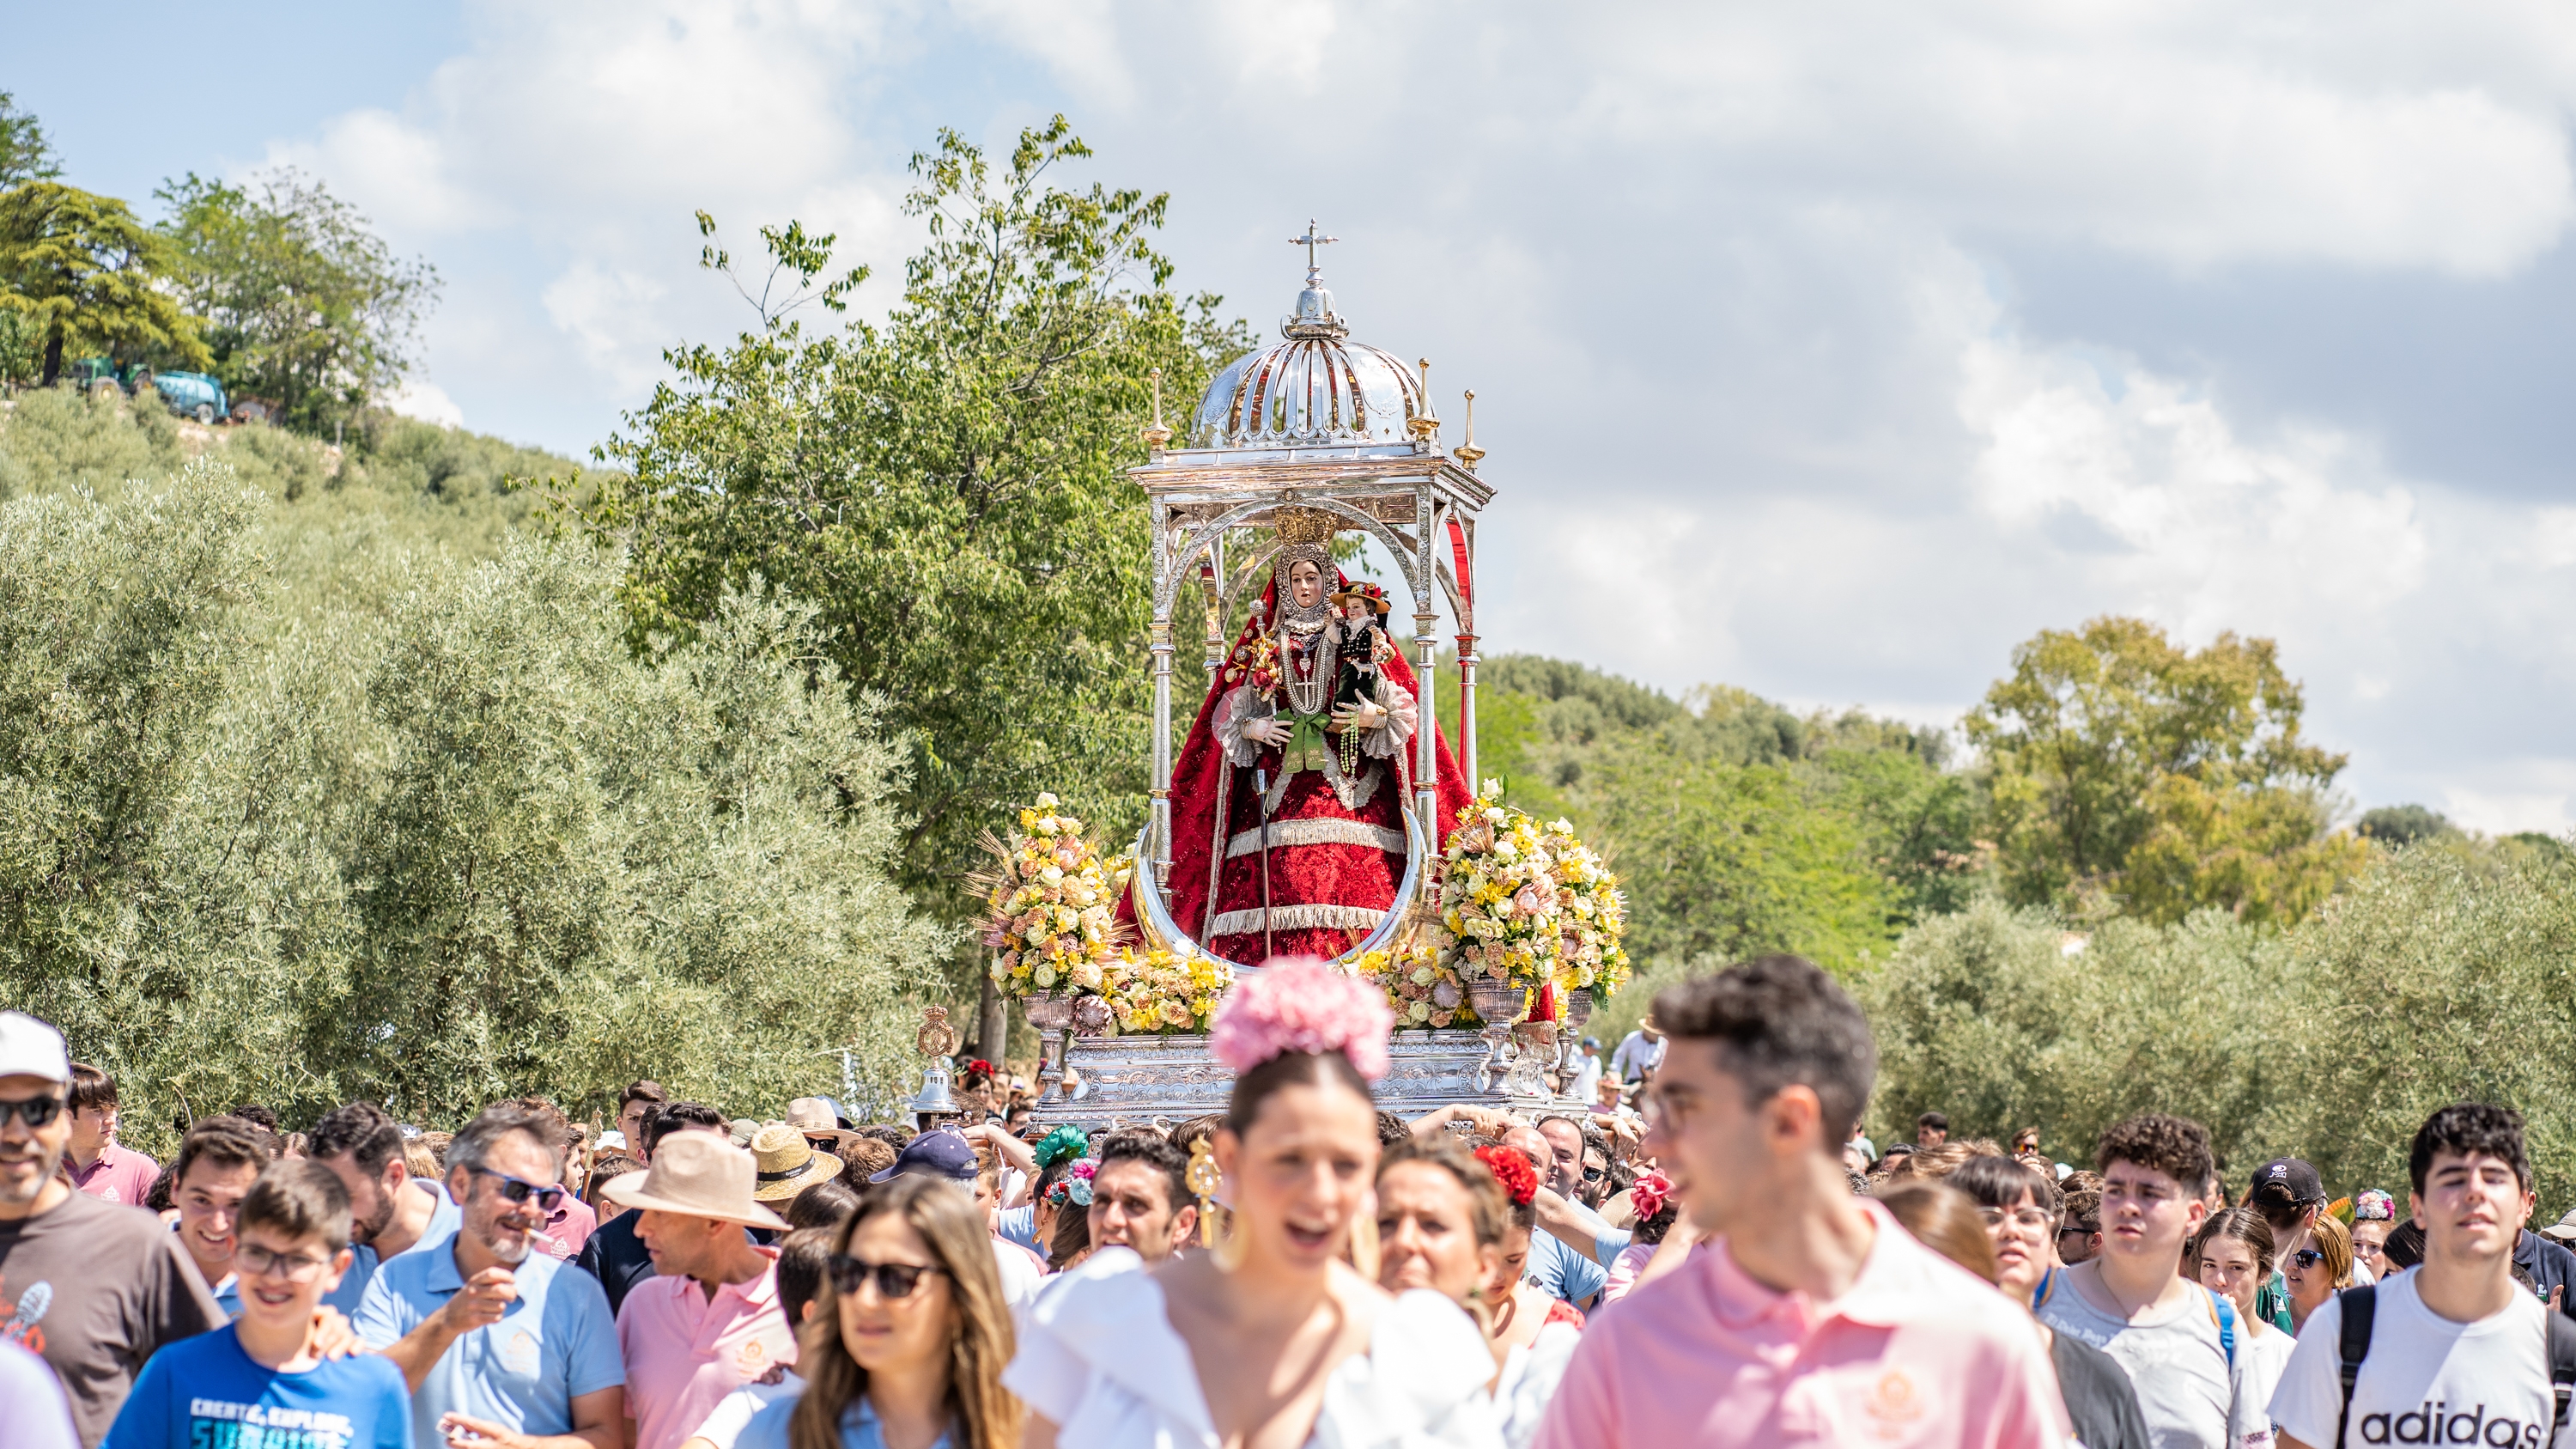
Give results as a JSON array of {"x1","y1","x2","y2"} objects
[{"x1": 2, "y1": 950, "x2": 2570, "y2": 1449}]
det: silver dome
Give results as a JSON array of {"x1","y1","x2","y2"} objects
[{"x1": 1190, "y1": 267, "x2": 1425, "y2": 450}]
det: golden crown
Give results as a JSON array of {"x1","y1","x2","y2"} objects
[{"x1": 1272, "y1": 507, "x2": 1343, "y2": 549}]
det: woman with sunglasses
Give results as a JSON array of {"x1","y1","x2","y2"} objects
[
  {"x1": 1006, "y1": 959, "x2": 1501, "y2": 1448},
  {"x1": 2281, "y1": 1211, "x2": 2353, "y2": 1335},
  {"x1": 738, "y1": 1175, "x2": 1018, "y2": 1449}
]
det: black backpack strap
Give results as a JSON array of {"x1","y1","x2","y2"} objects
[
  {"x1": 2548, "y1": 1302, "x2": 2576, "y2": 1428},
  {"x1": 2336, "y1": 1284, "x2": 2378, "y2": 1449}
]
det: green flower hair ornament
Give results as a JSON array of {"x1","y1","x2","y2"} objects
[{"x1": 1034, "y1": 1125, "x2": 1090, "y2": 1171}]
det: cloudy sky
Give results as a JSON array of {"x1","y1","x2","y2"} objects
[{"x1": 18, "y1": 1, "x2": 2576, "y2": 830}]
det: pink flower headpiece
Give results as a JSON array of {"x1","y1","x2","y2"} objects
[{"x1": 1207, "y1": 956, "x2": 1393, "y2": 1080}]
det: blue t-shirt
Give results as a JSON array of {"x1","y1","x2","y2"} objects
[
  {"x1": 101, "y1": 1324, "x2": 410, "y2": 1449},
  {"x1": 738, "y1": 1395, "x2": 946, "y2": 1449},
  {"x1": 994, "y1": 1205, "x2": 1037, "y2": 1253},
  {"x1": 325, "y1": 1181, "x2": 463, "y2": 1317},
  {"x1": 353, "y1": 1241, "x2": 623, "y2": 1449},
  {"x1": 1524, "y1": 1227, "x2": 1607, "y2": 1307}
]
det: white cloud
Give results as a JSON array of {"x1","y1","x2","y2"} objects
[
  {"x1": 543, "y1": 262, "x2": 674, "y2": 394},
  {"x1": 384, "y1": 380, "x2": 465, "y2": 429},
  {"x1": 237, "y1": 0, "x2": 2576, "y2": 829}
]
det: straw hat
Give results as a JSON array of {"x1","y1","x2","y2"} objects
[
  {"x1": 784, "y1": 1096, "x2": 864, "y2": 1151},
  {"x1": 601, "y1": 1131, "x2": 790, "y2": 1229},
  {"x1": 748, "y1": 1123, "x2": 842, "y2": 1203}
]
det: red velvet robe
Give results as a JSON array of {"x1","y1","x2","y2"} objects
[{"x1": 1133, "y1": 575, "x2": 1473, "y2": 965}]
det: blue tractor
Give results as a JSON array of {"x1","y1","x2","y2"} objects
[{"x1": 62, "y1": 358, "x2": 231, "y2": 424}]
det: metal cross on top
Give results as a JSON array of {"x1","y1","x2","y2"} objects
[{"x1": 1290, "y1": 219, "x2": 1338, "y2": 277}]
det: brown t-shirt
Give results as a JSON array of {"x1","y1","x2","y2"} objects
[{"x1": 0, "y1": 1187, "x2": 223, "y2": 1446}]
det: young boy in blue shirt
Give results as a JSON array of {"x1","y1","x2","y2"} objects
[{"x1": 105, "y1": 1160, "x2": 410, "y2": 1449}]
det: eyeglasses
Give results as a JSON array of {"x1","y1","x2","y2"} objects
[
  {"x1": 0, "y1": 1096, "x2": 64, "y2": 1130},
  {"x1": 470, "y1": 1166, "x2": 567, "y2": 1213},
  {"x1": 828, "y1": 1255, "x2": 948, "y2": 1300},
  {"x1": 1582, "y1": 1163, "x2": 1607, "y2": 1182},
  {"x1": 237, "y1": 1243, "x2": 333, "y2": 1282},
  {"x1": 1979, "y1": 1208, "x2": 2057, "y2": 1231},
  {"x1": 2293, "y1": 1248, "x2": 2325, "y2": 1269},
  {"x1": 2057, "y1": 1224, "x2": 2097, "y2": 1239}
]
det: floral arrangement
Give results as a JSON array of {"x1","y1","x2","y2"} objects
[
  {"x1": 1045, "y1": 1159, "x2": 1098, "y2": 1208},
  {"x1": 1538, "y1": 817, "x2": 1632, "y2": 998},
  {"x1": 1354, "y1": 941, "x2": 1481, "y2": 1031},
  {"x1": 1630, "y1": 1170, "x2": 1674, "y2": 1223},
  {"x1": 975, "y1": 794, "x2": 1132, "y2": 1001},
  {"x1": 1208, "y1": 956, "x2": 1394, "y2": 1080},
  {"x1": 1432, "y1": 781, "x2": 1631, "y2": 1002},
  {"x1": 1096, "y1": 945, "x2": 1234, "y2": 1034}
]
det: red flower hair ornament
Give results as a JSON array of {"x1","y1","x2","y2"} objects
[
  {"x1": 1476, "y1": 1145, "x2": 1540, "y2": 1207},
  {"x1": 1630, "y1": 1170, "x2": 1674, "y2": 1222}
]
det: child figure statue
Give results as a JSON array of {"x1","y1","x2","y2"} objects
[{"x1": 1331, "y1": 581, "x2": 1394, "y2": 776}]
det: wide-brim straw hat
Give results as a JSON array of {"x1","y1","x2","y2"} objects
[
  {"x1": 601, "y1": 1131, "x2": 790, "y2": 1229},
  {"x1": 749, "y1": 1123, "x2": 843, "y2": 1202},
  {"x1": 784, "y1": 1096, "x2": 865, "y2": 1151}
]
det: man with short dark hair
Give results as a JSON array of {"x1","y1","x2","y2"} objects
[
  {"x1": 355, "y1": 1104, "x2": 624, "y2": 1449},
  {"x1": 101, "y1": 1161, "x2": 410, "y2": 1449},
  {"x1": 2038, "y1": 1113, "x2": 2263, "y2": 1449},
  {"x1": 169, "y1": 1119, "x2": 275, "y2": 1319},
  {"x1": 309, "y1": 1101, "x2": 462, "y2": 1315},
  {"x1": 0, "y1": 1012, "x2": 223, "y2": 1446},
  {"x1": 2249, "y1": 1156, "x2": 2330, "y2": 1323},
  {"x1": 1087, "y1": 1132, "x2": 1198, "y2": 1263},
  {"x1": 63, "y1": 1064, "x2": 155, "y2": 1208},
  {"x1": 1536, "y1": 957, "x2": 2067, "y2": 1449},
  {"x1": 1917, "y1": 1111, "x2": 1950, "y2": 1149},
  {"x1": 575, "y1": 1102, "x2": 727, "y2": 1316},
  {"x1": 2271, "y1": 1103, "x2": 2574, "y2": 1449},
  {"x1": 615, "y1": 1082, "x2": 668, "y2": 1163}
]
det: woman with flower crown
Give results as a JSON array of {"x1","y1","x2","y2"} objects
[
  {"x1": 1004, "y1": 959, "x2": 1503, "y2": 1448},
  {"x1": 1142, "y1": 509, "x2": 1473, "y2": 965}
]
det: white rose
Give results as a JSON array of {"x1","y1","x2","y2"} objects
[
  {"x1": 1033, "y1": 963, "x2": 1058, "y2": 989},
  {"x1": 1040, "y1": 865, "x2": 1065, "y2": 885},
  {"x1": 1407, "y1": 1001, "x2": 1432, "y2": 1024}
]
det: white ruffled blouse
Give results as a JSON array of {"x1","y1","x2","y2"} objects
[{"x1": 1005, "y1": 1251, "x2": 1504, "y2": 1449}]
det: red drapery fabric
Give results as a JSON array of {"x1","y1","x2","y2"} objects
[{"x1": 1122, "y1": 574, "x2": 1473, "y2": 963}]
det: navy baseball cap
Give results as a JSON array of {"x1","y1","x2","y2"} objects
[
  {"x1": 872, "y1": 1127, "x2": 977, "y2": 1184},
  {"x1": 2251, "y1": 1158, "x2": 2325, "y2": 1206}
]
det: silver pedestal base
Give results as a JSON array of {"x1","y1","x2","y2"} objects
[{"x1": 1030, "y1": 1029, "x2": 1574, "y2": 1127}]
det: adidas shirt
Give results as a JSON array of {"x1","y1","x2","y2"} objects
[{"x1": 2269, "y1": 1269, "x2": 2574, "y2": 1449}]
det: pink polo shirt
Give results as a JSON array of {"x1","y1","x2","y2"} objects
[
  {"x1": 1534, "y1": 1198, "x2": 2069, "y2": 1449},
  {"x1": 66, "y1": 1142, "x2": 159, "y2": 1206},
  {"x1": 615, "y1": 1245, "x2": 799, "y2": 1449}
]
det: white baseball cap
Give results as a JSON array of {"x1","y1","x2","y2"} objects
[{"x1": 0, "y1": 1012, "x2": 71, "y2": 1085}]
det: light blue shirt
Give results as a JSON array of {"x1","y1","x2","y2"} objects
[
  {"x1": 326, "y1": 1179, "x2": 463, "y2": 1316},
  {"x1": 1524, "y1": 1227, "x2": 1607, "y2": 1307},
  {"x1": 739, "y1": 1394, "x2": 946, "y2": 1449},
  {"x1": 995, "y1": 1204, "x2": 1037, "y2": 1252},
  {"x1": 352, "y1": 1238, "x2": 623, "y2": 1447}
]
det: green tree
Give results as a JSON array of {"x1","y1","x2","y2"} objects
[
  {"x1": 0, "y1": 91, "x2": 58, "y2": 188},
  {"x1": 1858, "y1": 845, "x2": 2576, "y2": 1215},
  {"x1": 0, "y1": 431, "x2": 949, "y2": 1148},
  {"x1": 565, "y1": 118, "x2": 1253, "y2": 917},
  {"x1": 155, "y1": 169, "x2": 439, "y2": 431},
  {"x1": 1965, "y1": 616, "x2": 2362, "y2": 923},
  {"x1": 2358, "y1": 803, "x2": 2452, "y2": 846},
  {"x1": 0, "y1": 182, "x2": 209, "y2": 383}
]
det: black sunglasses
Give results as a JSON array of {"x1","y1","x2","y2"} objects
[
  {"x1": 471, "y1": 1166, "x2": 567, "y2": 1212},
  {"x1": 829, "y1": 1255, "x2": 948, "y2": 1300},
  {"x1": 0, "y1": 1095, "x2": 64, "y2": 1130}
]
